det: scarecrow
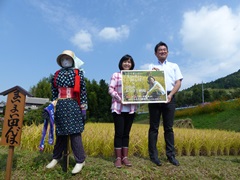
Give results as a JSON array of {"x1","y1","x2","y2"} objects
[{"x1": 45, "y1": 50, "x2": 87, "y2": 174}]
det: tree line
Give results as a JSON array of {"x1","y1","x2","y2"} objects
[
  {"x1": 28, "y1": 74, "x2": 113, "y2": 124},
  {"x1": 176, "y1": 69, "x2": 240, "y2": 107},
  {"x1": 175, "y1": 84, "x2": 240, "y2": 107},
  {"x1": 25, "y1": 69, "x2": 240, "y2": 125}
]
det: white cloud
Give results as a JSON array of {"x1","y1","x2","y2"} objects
[
  {"x1": 29, "y1": 1, "x2": 95, "y2": 50},
  {"x1": 139, "y1": 63, "x2": 151, "y2": 70},
  {"x1": 145, "y1": 43, "x2": 153, "y2": 51},
  {"x1": 98, "y1": 25, "x2": 130, "y2": 41},
  {"x1": 179, "y1": 5, "x2": 240, "y2": 89},
  {"x1": 180, "y1": 5, "x2": 240, "y2": 60},
  {"x1": 70, "y1": 30, "x2": 93, "y2": 51}
]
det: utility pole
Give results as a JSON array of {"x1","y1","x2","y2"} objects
[{"x1": 202, "y1": 81, "x2": 204, "y2": 104}]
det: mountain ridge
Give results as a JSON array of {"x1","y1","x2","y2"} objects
[{"x1": 184, "y1": 69, "x2": 240, "y2": 91}]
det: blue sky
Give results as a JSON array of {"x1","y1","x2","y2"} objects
[{"x1": 1, "y1": 0, "x2": 240, "y2": 101}]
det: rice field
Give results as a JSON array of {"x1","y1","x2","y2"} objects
[{"x1": 17, "y1": 122, "x2": 240, "y2": 157}]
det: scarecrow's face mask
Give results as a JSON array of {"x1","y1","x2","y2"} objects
[{"x1": 61, "y1": 57, "x2": 73, "y2": 68}]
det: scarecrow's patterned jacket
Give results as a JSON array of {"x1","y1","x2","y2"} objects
[{"x1": 51, "y1": 67, "x2": 87, "y2": 136}]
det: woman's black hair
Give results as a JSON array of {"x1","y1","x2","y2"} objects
[
  {"x1": 147, "y1": 76, "x2": 155, "y2": 84},
  {"x1": 118, "y1": 54, "x2": 135, "y2": 70}
]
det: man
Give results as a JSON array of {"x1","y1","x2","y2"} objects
[{"x1": 148, "y1": 41, "x2": 183, "y2": 166}]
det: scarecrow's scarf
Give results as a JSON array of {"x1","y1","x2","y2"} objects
[{"x1": 39, "y1": 103, "x2": 54, "y2": 151}]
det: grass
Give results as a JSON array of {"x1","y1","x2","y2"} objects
[
  {"x1": 135, "y1": 100, "x2": 240, "y2": 132},
  {"x1": 1, "y1": 147, "x2": 240, "y2": 180},
  {"x1": 189, "y1": 109, "x2": 240, "y2": 131},
  {"x1": 1, "y1": 100, "x2": 240, "y2": 179}
]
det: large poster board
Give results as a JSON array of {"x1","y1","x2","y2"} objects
[{"x1": 121, "y1": 70, "x2": 167, "y2": 104}]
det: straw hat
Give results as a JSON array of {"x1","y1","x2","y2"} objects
[{"x1": 56, "y1": 50, "x2": 84, "y2": 69}]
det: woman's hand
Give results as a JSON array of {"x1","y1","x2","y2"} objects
[
  {"x1": 80, "y1": 104, "x2": 88, "y2": 110},
  {"x1": 152, "y1": 67, "x2": 159, "y2": 70}
]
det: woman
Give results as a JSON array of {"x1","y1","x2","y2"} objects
[
  {"x1": 108, "y1": 54, "x2": 137, "y2": 168},
  {"x1": 46, "y1": 50, "x2": 87, "y2": 174},
  {"x1": 146, "y1": 76, "x2": 166, "y2": 99}
]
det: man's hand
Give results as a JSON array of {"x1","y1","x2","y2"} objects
[{"x1": 167, "y1": 94, "x2": 172, "y2": 103}]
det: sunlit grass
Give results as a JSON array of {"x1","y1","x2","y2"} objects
[{"x1": 2, "y1": 122, "x2": 240, "y2": 179}]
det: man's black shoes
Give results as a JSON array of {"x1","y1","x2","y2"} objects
[
  {"x1": 150, "y1": 156, "x2": 180, "y2": 166},
  {"x1": 167, "y1": 156, "x2": 180, "y2": 166},
  {"x1": 150, "y1": 158, "x2": 162, "y2": 166}
]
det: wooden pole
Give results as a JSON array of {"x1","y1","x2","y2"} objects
[
  {"x1": 5, "y1": 146, "x2": 14, "y2": 180},
  {"x1": 63, "y1": 135, "x2": 70, "y2": 172},
  {"x1": 0, "y1": 86, "x2": 31, "y2": 180}
]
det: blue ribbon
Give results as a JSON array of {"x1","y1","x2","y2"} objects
[{"x1": 39, "y1": 103, "x2": 55, "y2": 151}]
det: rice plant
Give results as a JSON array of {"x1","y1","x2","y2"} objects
[{"x1": 18, "y1": 123, "x2": 240, "y2": 157}]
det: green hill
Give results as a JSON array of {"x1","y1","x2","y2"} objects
[
  {"x1": 185, "y1": 69, "x2": 240, "y2": 90},
  {"x1": 181, "y1": 107, "x2": 240, "y2": 132},
  {"x1": 135, "y1": 98, "x2": 240, "y2": 132},
  {"x1": 175, "y1": 69, "x2": 240, "y2": 107}
]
